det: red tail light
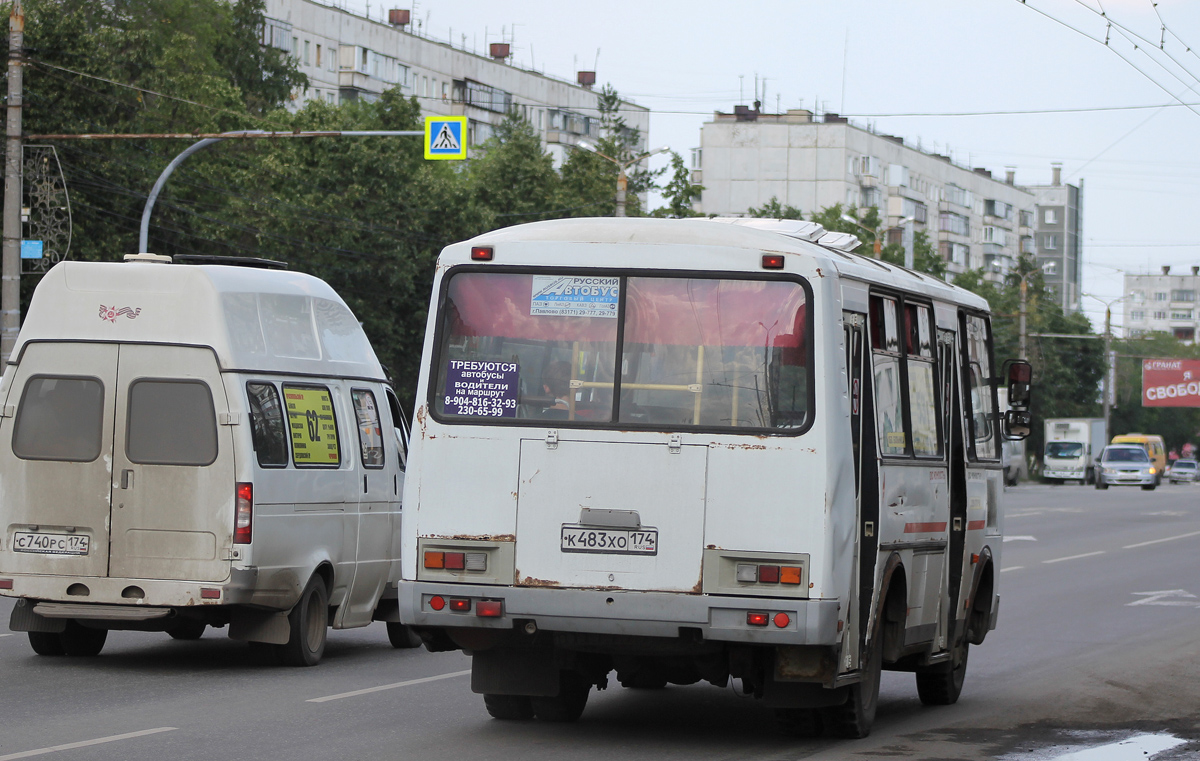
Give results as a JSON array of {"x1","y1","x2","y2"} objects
[
  {"x1": 471, "y1": 246, "x2": 494, "y2": 261},
  {"x1": 747, "y1": 612, "x2": 769, "y2": 626},
  {"x1": 476, "y1": 600, "x2": 503, "y2": 617},
  {"x1": 234, "y1": 483, "x2": 253, "y2": 544},
  {"x1": 0, "y1": 579, "x2": 12, "y2": 590},
  {"x1": 762, "y1": 254, "x2": 785, "y2": 269}
]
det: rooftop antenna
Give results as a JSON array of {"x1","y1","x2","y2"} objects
[
  {"x1": 739, "y1": 75, "x2": 744, "y2": 104},
  {"x1": 594, "y1": 48, "x2": 600, "y2": 73},
  {"x1": 840, "y1": 28, "x2": 849, "y2": 113}
]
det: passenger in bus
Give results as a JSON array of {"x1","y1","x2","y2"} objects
[{"x1": 540, "y1": 360, "x2": 573, "y2": 419}]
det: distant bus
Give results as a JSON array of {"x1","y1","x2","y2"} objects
[
  {"x1": 397, "y1": 218, "x2": 1031, "y2": 738},
  {"x1": 1110, "y1": 433, "x2": 1167, "y2": 485}
]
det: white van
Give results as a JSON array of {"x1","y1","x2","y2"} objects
[{"x1": 0, "y1": 255, "x2": 414, "y2": 665}]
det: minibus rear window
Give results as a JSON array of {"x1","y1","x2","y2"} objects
[
  {"x1": 432, "y1": 271, "x2": 810, "y2": 432},
  {"x1": 12, "y1": 376, "x2": 105, "y2": 462},
  {"x1": 127, "y1": 380, "x2": 218, "y2": 466}
]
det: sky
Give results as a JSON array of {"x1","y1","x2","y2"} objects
[{"x1": 334, "y1": 0, "x2": 1200, "y2": 335}]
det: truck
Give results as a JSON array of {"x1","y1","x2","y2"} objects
[{"x1": 1042, "y1": 418, "x2": 1106, "y2": 484}]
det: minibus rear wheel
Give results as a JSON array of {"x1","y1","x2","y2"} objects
[
  {"x1": 60, "y1": 621, "x2": 107, "y2": 657},
  {"x1": 483, "y1": 694, "x2": 535, "y2": 720},
  {"x1": 167, "y1": 619, "x2": 207, "y2": 640},
  {"x1": 277, "y1": 575, "x2": 328, "y2": 667},
  {"x1": 28, "y1": 631, "x2": 65, "y2": 656},
  {"x1": 386, "y1": 622, "x2": 422, "y2": 649}
]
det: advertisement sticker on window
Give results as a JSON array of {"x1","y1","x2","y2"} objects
[
  {"x1": 444, "y1": 361, "x2": 519, "y2": 417},
  {"x1": 530, "y1": 275, "x2": 619, "y2": 318},
  {"x1": 284, "y1": 386, "x2": 341, "y2": 466}
]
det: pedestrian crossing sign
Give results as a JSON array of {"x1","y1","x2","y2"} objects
[{"x1": 424, "y1": 116, "x2": 468, "y2": 160}]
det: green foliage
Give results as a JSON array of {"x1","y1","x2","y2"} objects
[
  {"x1": 650, "y1": 152, "x2": 703, "y2": 218},
  {"x1": 465, "y1": 111, "x2": 562, "y2": 228},
  {"x1": 952, "y1": 257, "x2": 1105, "y2": 457},
  {"x1": 747, "y1": 197, "x2": 804, "y2": 220}
]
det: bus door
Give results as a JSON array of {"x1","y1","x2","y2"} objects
[
  {"x1": 939, "y1": 327, "x2": 967, "y2": 649},
  {"x1": 844, "y1": 310, "x2": 875, "y2": 672}
]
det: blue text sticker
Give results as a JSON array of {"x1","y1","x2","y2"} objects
[
  {"x1": 530, "y1": 275, "x2": 619, "y2": 318},
  {"x1": 444, "y1": 361, "x2": 519, "y2": 417}
]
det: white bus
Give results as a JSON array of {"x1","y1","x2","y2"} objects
[{"x1": 397, "y1": 218, "x2": 1031, "y2": 737}]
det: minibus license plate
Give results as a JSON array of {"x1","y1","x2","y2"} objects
[
  {"x1": 560, "y1": 525, "x2": 657, "y2": 555},
  {"x1": 13, "y1": 532, "x2": 90, "y2": 556}
]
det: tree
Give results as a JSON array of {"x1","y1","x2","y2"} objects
[
  {"x1": 747, "y1": 197, "x2": 803, "y2": 220},
  {"x1": 650, "y1": 152, "x2": 703, "y2": 218},
  {"x1": 465, "y1": 110, "x2": 562, "y2": 228}
]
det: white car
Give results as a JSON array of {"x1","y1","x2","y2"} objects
[
  {"x1": 1095, "y1": 445, "x2": 1156, "y2": 491},
  {"x1": 1167, "y1": 459, "x2": 1198, "y2": 484}
]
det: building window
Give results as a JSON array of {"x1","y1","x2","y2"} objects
[
  {"x1": 1044, "y1": 209, "x2": 1058, "y2": 224},
  {"x1": 315, "y1": 44, "x2": 322, "y2": 68},
  {"x1": 859, "y1": 156, "x2": 880, "y2": 177},
  {"x1": 304, "y1": 40, "x2": 310, "y2": 66},
  {"x1": 846, "y1": 188, "x2": 860, "y2": 208},
  {"x1": 985, "y1": 199, "x2": 1012, "y2": 220},
  {"x1": 1020, "y1": 210, "x2": 1033, "y2": 228},
  {"x1": 940, "y1": 211, "x2": 969, "y2": 237},
  {"x1": 1175, "y1": 327, "x2": 1195, "y2": 341},
  {"x1": 1172, "y1": 290, "x2": 1195, "y2": 302},
  {"x1": 939, "y1": 241, "x2": 968, "y2": 266},
  {"x1": 1154, "y1": 311, "x2": 1167, "y2": 320},
  {"x1": 861, "y1": 187, "x2": 881, "y2": 208},
  {"x1": 983, "y1": 226, "x2": 1006, "y2": 245},
  {"x1": 328, "y1": 47, "x2": 337, "y2": 71},
  {"x1": 1154, "y1": 292, "x2": 1168, "y2": 302},
  {"x1": 887, "y1": 164, "x2": 909, "y2": 187},
  {"x1": 1021, "y1": 236, "x2": 1034, "y2": 254},
  {"x1": 263, "y1": 17, "x2": 293, "y2": 53},
  {"x1": 901, "y1": 198, "x2": 927, "y2": 223},
  {"x1": 326, "y1": 92, "x2": 335, "y2": 104},
  {"x1": 1172, "y1": 311, "x2": 1193, "y2": 320},
  {"x1": 1044, "y1": 234, "x2": 1058, "y2": 250},
  {"x1": 462, "y1": 80, "x2": 513, "y2": 113},
  {"x1": 946, "y1": 184, "x2": 972, "y2": 208}
]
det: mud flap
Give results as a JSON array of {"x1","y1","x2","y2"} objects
[
  {"x1": 471, "y1": 648, "x2": 560, "y2": 696},
  {"x1": 371, "y1": 598, "x2": 401, "y2": 623},
  {"x1": 762, "y1": 676, "x2": 849, "y2": 708},
  {"x1": 9, "y1": 598, "x2": 66, "y2": 633},
  {"x1": 228, "y1": 608, "x2": 290, "y2": 644}
]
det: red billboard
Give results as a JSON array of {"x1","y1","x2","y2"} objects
[{"x1": 1142, "y1": 358, "x2": 1200, "y2": 407}]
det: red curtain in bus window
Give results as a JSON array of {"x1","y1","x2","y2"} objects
[
  {"x1": 446, "y1": 273, "x2": 617, "y2": 342},
  {"x1": 624, "y1": 278, "x2": 806, "y2": 353}
]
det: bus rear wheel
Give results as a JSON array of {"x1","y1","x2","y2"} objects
[
  {"x1": 28, "y1": 631, "x2": 66, "y2": 656},
  {"x1": 531, "y1": 671, "x2": 590, "y2": 722},
  {"x1": 823, "y1": 630, "x2": 881, "y2": 738},
  {"x1": 483, "y1": 694, "x2": 534, "y2": 720},
  {"x1": 61, "y1": 621, "x2": 107, "y2": 657},
  {"x1": 915, "y1": 641, "x2": 969, "y2": 705}
]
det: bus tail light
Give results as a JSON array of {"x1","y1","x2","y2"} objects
[
  {"x1": 762, "y1": 254, "x2": 785, "y2": 269},
  {"x1": 773, "y1": 613, "x2": 790, "y2": 628},
  {"x1": 444, "y1": 552, "x2": 465, "y2": 570},
  {"x1": 429, "y1": 595, "x2": 446, "y2": 611},
  {"x1": 476, "y1": 600, "x2": 503, "y2": 617},
  {"x1": 471, "y1": 246, "x2": 494, "y2": 261},
  {"x1": 0, "y1": 578, "x2": 12, "y2": 590},
  {"x1": 234, "y1": 483, "x2": 253, "y2": 544},
  {"x1": 424, "y1": 551, "x2": 445, "y2": 569},
  {"x1": 780, "y1": 567, "x2": 802, "y2": 585},
  {"x1": 449, "y1": 598, "x2": 471, "y2": 612},
  {"x1": 747, "y1": 612, "x2": 769, "y2": 626}
]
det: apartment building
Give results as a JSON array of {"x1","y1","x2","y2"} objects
[
  {"x1": 693, "y1": 108, "x2": 1077, "y2": 287},
  {"x1": 1124, "y1": 266, "x2": 1200, "y2": 342},
  {"x1": 261, "y1": 0, "x2": 650, "y2": 166},
  {"x1": 1026, "y1": 165, "x2": 1084, "y2": 314}
]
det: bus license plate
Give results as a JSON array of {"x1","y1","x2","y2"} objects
[
  {"x1": 13, "y1": 532, "x2": 90, "y2": 556},
  {"x1": 560, "y1": 525, "x2": 658, "y2": 556}
]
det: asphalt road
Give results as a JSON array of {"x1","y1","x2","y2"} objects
[{"x1": 3, "y1": 481, "x2": 1200, "y2": 761}]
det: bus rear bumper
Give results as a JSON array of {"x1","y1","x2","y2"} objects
[{"x1": 398, "y1": 581, "x2": 843, "y2": 646}]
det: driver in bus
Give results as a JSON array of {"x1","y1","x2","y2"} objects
[{"x1": 540, "y1": 360, "x2": 573, "y2": 419}]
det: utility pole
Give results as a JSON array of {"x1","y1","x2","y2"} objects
[
  {"x1": 1102, "y1": 304, "x2": 1114, "y2": 435},
  {"x1": 1019, "y1": 277, "x2": 1028, "y2": 360},
  {"x1": 2, "y1": 1, "x2": 22, "y2": 364}
]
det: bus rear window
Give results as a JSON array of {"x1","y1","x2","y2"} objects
[{"x1": 432, "y1": 271, "x2": 810, "y2": 432}]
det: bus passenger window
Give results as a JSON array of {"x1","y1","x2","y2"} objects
[
  {"x1": 247, "y1": 382, "x2": 288, "y2": 467},
  {"x1": 870, "y1": 295, "x2": 905, "y2": 456},
  {"x1": 908, "y1": 304, "x2": 940, "y2": 457},
  {"x1": 964, "y1": 314, "x2": 998, "y2": 460}
]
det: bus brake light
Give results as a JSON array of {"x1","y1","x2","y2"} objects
[
  {"x1": 762, "y1": 254, "x2": 785, "y2": 269},
  {"x1": 747, "y1": 612, "x2": 769, "y2": 626}
]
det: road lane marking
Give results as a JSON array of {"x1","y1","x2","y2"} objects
[
  {"x1": 1128, "y1": 590, "x2": 1200, "y2": 607},
  {"x1": 0, "y1": 727, "x2": 176, "y2": 761},
  {"x1": 1001, "y1": 566, "x2": 1024, "y2": 572},
  {"x1": 0, "y1": 633, "x2": 14, "y2": 638},
  {"x1": 1004, "y1": 535, "x2": 1037, "y2": 542},
  {"x1": 307, "y1": 669, "x2": 471, "y2": 703},
  {"x1": 1123, "y1": 529, "x2": 1200, "y2": 549},
  {"x1": 1044, "y1": 551, "x2": 1106, "y2": 564}
]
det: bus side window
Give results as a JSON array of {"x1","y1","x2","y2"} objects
[
  {"x1": 385, "y1": 388, "x2": 409, "y2": 470},
  {"x1": 962, "y1": 314, "x2": 998, "y2": 460},
  {"x1": 870, "y1": 295, "x2": 906, "y2": 456},
  {"x1": 907, "y1": 304, "x2": 941, "y2": 458}
]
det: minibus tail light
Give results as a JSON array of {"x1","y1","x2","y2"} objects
[
  {"x1": 747, "y1": 612, "x2": 769, "y2": 626},
  {"x1": 444, "y1": 552, "x2": 466, "y2": 570},
  {"x1": 234, "y1": 483, "x2": 253, "y2": 544},
  {"x1": 762, "y1": 254, "x2": 785, "y2": 269},
  {"x1": 0, "y1": 578, "x2": 12, "y2": 590},
  {"x1": 476, "y1": 600, "x2": 503, "y2": 617},
  {"x1": 758, "y1": 565, "x2": 780, "y2": 583},
  {"x1": 471, "y1": 246, "x2": 494, "y2": 261}
]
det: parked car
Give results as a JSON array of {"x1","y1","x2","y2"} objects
[
  {"x1": 1167, "y1": 459, "x2": 1198, "y2": 484},
  {"x1": 1095, "y1": 444, "x2": 1157, "y2": 491}
]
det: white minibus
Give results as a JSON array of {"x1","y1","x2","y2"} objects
[
  {"x1": 0, "y1": 255, "x2": 416, "y2": 665},
  {"x1": 398, "y1": 218, "x2": 1031, "y2": 736}
]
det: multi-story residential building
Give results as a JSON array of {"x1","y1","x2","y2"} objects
[
  {"x1": 1124, "y1": 266, "x2": 1200, "y2": 342},
  {"x1": 261, "y1": 0, "x2": 650, "y2": 167},
  {"x1": 692, "y1": 108, "x2": 1063, "y2": 281},
  {"x1": 1026, "y1": 164, "x2": 1084, "y2": 314}
]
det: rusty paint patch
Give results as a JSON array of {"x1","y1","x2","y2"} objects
[
  {"x1": 706, "y1": 544, "x2": 717, "y2": 550},
  {"x1": 815, "y1": 267, "x2": 823, "y2": 278},
  {"x1": 519, "y1": 576, "x2": 561, "y2": 588},
  {"x1": 428, "y1": 533, "x2": 515, "y2": 542}
]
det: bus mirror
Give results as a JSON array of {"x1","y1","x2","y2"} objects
[
  {"x1": 1004, "y1": 409, "x2": 1032, "y2": 440},
  {"x1": 1003, "y1": 359, "x2": 1032, "y2": 411}
]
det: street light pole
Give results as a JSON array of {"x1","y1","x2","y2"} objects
[
  {"x1": 1083, "y1": 292, "x2": 1131, "y2": 436},
  {"x1": 2, "y1": 1, "x2": 23, "y2": 365},
  {"x1": 575, "y1": 140, "x2": 669, "y2": 218}
]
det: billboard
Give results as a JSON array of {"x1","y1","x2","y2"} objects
[{"x1": 1142, "y1": 358, "x2": 1200, "y2": 407}]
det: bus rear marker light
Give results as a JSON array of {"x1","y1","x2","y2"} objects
[
  {"x1": 773, "y1": 613, "x2": 790, "y2": 628},
  {"x1": 476, "y1": 600, "x2": 502, "y2": 617},
  {"x1": 465, "y1": 553, "x2": 487, "y2": 571},
  {"x1": 747, "y1": 612, "x2": 769, "y2": 626},
  {"x1": 471, "y1": 246, "x2": 494, "y2": 261},
  {"x1": 761, "y1": 254, "x2": 784, "y2": 269},
  {"x1": 758, "y1": 565, "x2": 780, "y2": 583},
  {"x1": 736, "y1": 564, "x2": 757, "y2": 582},
  {"x1": 424, "y1": 551, "x2": 445, "y2": 569},
  {"x1": 449, "y1": 598, "x2": 471, "y2": 612},
  {"x1": 200, "y1": 588, "x2": 220, "y2": 600},
  {"x1": 444, "y1": 552, "x2": 465, "y2": 570},
  {"x1": 429, "y1": 595, "x2": 446, "y2": 611},
  {"x1": 780, "y1": 566, "x2": 802, "y2": 585},
  {"x1": 0, "y1": 578, "x2": 12, "y2": 590}
]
